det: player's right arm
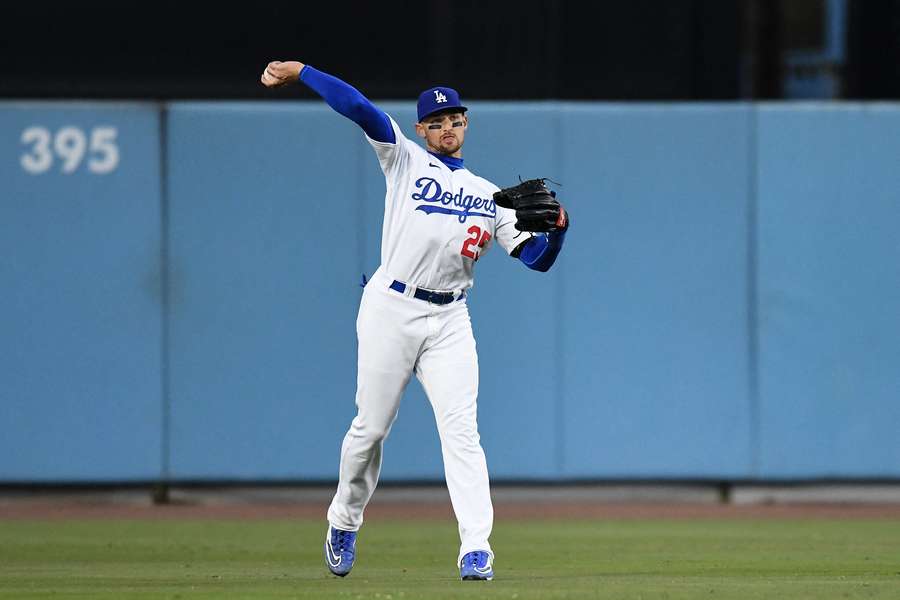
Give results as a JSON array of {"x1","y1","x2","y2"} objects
[{"x1": 261, "y1": 60, "x2": 395, "y2": 144}]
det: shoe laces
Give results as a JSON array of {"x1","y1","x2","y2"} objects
[{"x1": 333, "y1": 529, "x2": 353, "y2": 552}]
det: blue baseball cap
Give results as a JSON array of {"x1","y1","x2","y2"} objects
[{"x1": 417, "y1": 86, "x2": 467, "y2": 122}]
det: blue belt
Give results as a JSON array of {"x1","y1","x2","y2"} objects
[{"x1": 389, "y1": 280, "x2": 464, "y2": 305}]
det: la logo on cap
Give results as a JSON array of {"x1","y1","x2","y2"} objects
[{"x1": 434, "y1": 90, "x2": 448, "y2": 103}]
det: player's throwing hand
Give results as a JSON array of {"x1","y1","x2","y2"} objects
[{"x1": 260, "y1": 61, "x2": 305, "y2": 87}]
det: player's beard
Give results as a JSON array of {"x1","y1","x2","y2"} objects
[{"x1": 434, "y1": 135, "x2": 462, "y2": 155}]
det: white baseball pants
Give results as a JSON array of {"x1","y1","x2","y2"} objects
[{"x1": 327, "y1": 267, "x2": 493, "y2": 563}]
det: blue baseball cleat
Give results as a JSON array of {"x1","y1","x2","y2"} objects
[
  {"x1": 459, "y1": 550, "x2": 493, "y2": 581},
  {"x1": 324, "y1": 525, "x2": 357, "y2": 577}
]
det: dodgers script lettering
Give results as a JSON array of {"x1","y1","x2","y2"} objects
[{"x1": 411, "y1": 177, "x2": 496, "y2": 223}]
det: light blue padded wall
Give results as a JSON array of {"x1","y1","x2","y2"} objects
[
  {"x1": 165, "y1": 103, "x2": 362, "y2": 479},
  {"x1": 557, "y1": 105, "x2": 754, "y2": 478},
  {"x1": 755, "y1": 104, "x2": 900, "y2": 478},
  {"x1": 3, "y1": 101, "x2": 899, "y2": 482},
  {"x1": 0, "y1": 103, "x2": 163, "y2": 480}
]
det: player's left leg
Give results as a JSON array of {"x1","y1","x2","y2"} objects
[{"x1": 414, "y1": 303, "x2": 494, "y2": 571}]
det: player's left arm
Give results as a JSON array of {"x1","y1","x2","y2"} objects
[
  {"x1": 492, "y1": 180, "x2": 568, "y2": 272},
  {"x1": 511, "y1": 228, "x2": 567, "y2": 272}
]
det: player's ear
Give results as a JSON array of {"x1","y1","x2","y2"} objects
[{"x1": 414, "y1": 122, "x2": 426, "y2": 139}]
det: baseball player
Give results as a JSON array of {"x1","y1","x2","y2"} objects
[{"x1": 261, "y1": 60, "x2": 568, "y2": 581}]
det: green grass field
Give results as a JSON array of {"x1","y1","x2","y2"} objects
[{"x1": 1, "y1": 518, "x2": 899, "y2": 599}]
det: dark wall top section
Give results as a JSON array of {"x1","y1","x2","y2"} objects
[
  {"x1": 0, "y1": 0, "x2": 741, "y2": 101},
  {"x1": 4, "y1": 1, "x2": 898, "y2": 101},
  {"x1": 846, "y1": 0, "x2": 900, "y2": 98}
]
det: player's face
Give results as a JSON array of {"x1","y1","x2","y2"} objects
[{"x1": 415, "y1": 112, "x2": 468, "y2": 157}]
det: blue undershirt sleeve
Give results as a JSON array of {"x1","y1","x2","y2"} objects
[
  {"x1": 517, "y1": 229, "x2": 567, "y2": 272},
  {"x1": 299, "y1": 66, "x2": 395, "y2": 144}
]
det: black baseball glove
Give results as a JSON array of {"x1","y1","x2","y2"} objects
[{"x1": 493, "y1": 178, "x2": 569, "y2": 232}]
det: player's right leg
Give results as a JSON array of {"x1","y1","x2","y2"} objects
[{"x1": 325, "y1": 268, "x2": 425, "y2": 575}]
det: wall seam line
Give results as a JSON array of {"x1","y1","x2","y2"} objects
[
  {"x1": 159, "y1": 103, "x2": 172, "y2": 486},
  {"x1": 747, "y1": 104, "x2": 761, "y2": 479},
  {"x1": 554, "y1": 103, "x2": 566, "y2": 477}
]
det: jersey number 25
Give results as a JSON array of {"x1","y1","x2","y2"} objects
[{"x1": 461, "y1": 225, "x2": 491, "y2": 260}]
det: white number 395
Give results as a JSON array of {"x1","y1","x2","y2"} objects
[{"x1": 20, "y1": 126, "x2": 120, "y2": 175}]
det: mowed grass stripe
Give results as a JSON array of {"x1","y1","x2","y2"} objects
[{"x1": 0, "y1": 519, "x2": 898, "y2": 599}]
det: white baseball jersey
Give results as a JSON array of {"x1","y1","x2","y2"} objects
[{"x1": 366, "y1": 116, "x2": 529, "y2": 292}]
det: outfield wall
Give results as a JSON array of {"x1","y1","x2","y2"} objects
[{"x1": 1, "y1": 102, "x2": 898, "y2": 482}]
